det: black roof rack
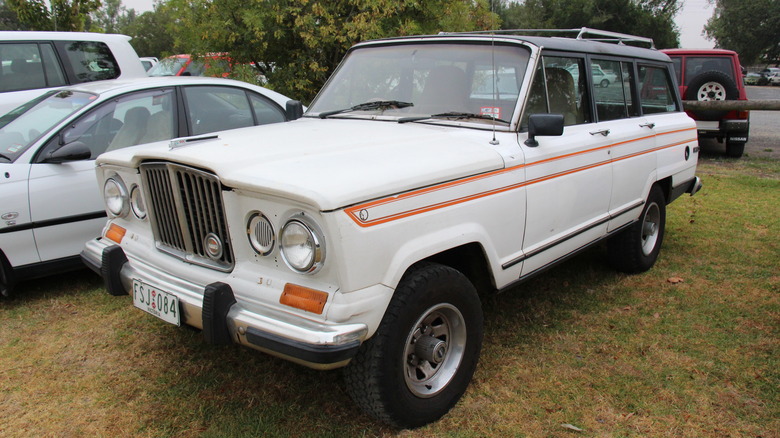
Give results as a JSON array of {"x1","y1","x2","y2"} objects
[{"x1": 440, "y1": 27, "x2": 656, "y2": 49}]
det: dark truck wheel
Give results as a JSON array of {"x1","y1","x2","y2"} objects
[
  {"x1": 343, "y1": 262, "x2": 483, "y2": 429},
  {"x1": 726, "y1": 139, "x2": 745, "y2": 158},
  {"x1": 684, "y1": 70, "x2": 739, "y2": 121},
  {"x1": 608, "y1": 184, "x2": 666, "y2": 274}
]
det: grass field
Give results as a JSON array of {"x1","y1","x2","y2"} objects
[{"x1": 1, "y1": 156, "x2": 778, "y2": 437}]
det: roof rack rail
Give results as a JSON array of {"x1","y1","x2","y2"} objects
[{"x1": 439, "y1": 27, "x2": 656, "y2": 49}]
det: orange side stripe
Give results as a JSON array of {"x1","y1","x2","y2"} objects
[{"x1": 345, "y1": 130, "x2": 697, "y2": 227}]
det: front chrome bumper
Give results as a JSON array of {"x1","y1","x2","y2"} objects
[{"x1": 81, "y1": 238, "x2": 367, "y2": 370}]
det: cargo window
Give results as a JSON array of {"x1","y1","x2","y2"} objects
[
  {"x1": 638, "y1": 65, "x2": 678, "y2": 114},
  {"x1": 59, "y1": 41, "x2": 120, "y2": 82}
]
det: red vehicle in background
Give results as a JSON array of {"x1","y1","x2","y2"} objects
[
  {"x1": 662, "y1": 48, "x2": 749, "y2": 158},
  {"x1": 147, "y1": 53, "x2": 232, "y2": 78}
]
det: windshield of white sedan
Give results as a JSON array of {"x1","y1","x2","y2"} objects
[
  {"x1": 0, "y1": 90, "x2": 95, "y2": 162},
  {"x1": 308, "y1": 43, "x2": 530, "y2": 124}
]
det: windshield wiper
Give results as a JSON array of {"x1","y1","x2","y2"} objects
[
  {"x1": 318, "y1": 100, "x2": 413, "y2": 119},
  {"x1": 0, "y1": 153, "x2": 12, "y2": 162},
  {"x1": 398, "y1": 111, "x2": 509, "y2": 124}
]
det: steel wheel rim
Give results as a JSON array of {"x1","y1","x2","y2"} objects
[
  {"x1": 403, "y1": 303, "x2": 467, "y2": 398},
  {"x1": 641, "y1": 202, "x2": 661, "y2": 256},
  {"x1": 697, "y1": 82, "x2": 725, "y2": 101}
]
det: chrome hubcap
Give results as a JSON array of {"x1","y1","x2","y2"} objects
[
  {"x1": 403, "y1": 304, "x2": 467, "y2": 398},
  {"x1": 641, "y1": 203, "x2": 661, "y2": 256}
]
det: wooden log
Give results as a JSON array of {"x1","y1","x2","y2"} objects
[{"x1": 682, "y1": 100, "x2": 780, "y2": 111}]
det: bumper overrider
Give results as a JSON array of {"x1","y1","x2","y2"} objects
[{"x1": 81, "y1": 238, "x2": 367, "y2": 370}]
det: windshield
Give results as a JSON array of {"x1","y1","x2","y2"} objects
[
  {"x1": 308, "y1": 43, "x2": 530, "y2": 126},
  {"x1": 0, "y1": 90, "x2": 96, "y2": 162},
  {"x1": 147, "y1": 57, "x2": 189, "y2": 77}
]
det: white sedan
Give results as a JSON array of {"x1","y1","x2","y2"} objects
[{"x1": 0, "y1": 76, "x2": 301, "y2": 296}]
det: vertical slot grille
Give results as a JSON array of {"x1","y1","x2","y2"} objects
[{"x1": 140, "y1": 162, "x2": 234, "y2": 271}]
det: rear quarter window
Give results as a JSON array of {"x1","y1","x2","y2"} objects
[{"x1": 58, "y1": 41, "x2": 121, "y2": 82}]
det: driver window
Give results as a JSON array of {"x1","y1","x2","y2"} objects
[
  {"x1": 51, "y1": 89, "x2": 175, "y2": 159},
  {"x1": 522, "y1": 56, "x2": 591, "y2": 129}
]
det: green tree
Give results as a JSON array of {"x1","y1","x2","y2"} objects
[
  {"x1": 89, "y1": 0, "x2": 126, "y2": 33},
  {"x1": 164, "y1": 0, "x2": 498, "y2": 103},
  {"x1": 121, "y1": 4, "x2": 175, "y2": 58},
  {"x1": 6, "y1": 0, "x2": 101, "y2": 31},
  {"x1": 497, "y1": 0, "x2": 680, "y2": 49},
  {"x1": 1, "y1": 0, "x2": 23, "y2": 30},
  {"x1": 704, "y1": 0, "x2": 780, "y2": 65}
]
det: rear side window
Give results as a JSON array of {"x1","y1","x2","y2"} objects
[
  {"x1": 638, "y1": 65, "x2": 678, "y2": 114},
  {"x1": 593, "y1": 60, "x2": 637, "y2": 121},
  {"x1": 58, "y1": 41, "x2": 121, "y2": 82},
  {"x1": 184, "y1": 86, "x2": 255, "y2": 135},
  {"x1": 0, "y1": 42, "x2": 66, "y2": 92}
]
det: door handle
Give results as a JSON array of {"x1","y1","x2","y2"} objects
[
  {"x1": 639, "y1": 122, "x2": 656, "y2": 129},
  {"x1": 589, "y1": 129, "x2": 610, "y2": 136}
]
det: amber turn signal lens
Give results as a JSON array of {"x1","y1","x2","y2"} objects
[
  {"x1": 105, "y1": 223, "x2": 126, "y2": 244},
  {"x1": 280, "y1": 283, "x2": 328, "y2": 314}
]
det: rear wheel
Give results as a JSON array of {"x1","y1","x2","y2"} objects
[
  {"x1": 608, "y1": 185, "x2": 666, "y2": 274},
  {"x1": 343, "y1": 263, "x2": 483, "y2": 429},
  {"x1": 726, "y1": 140, "x2": 745, "y2": 158},
  {"x1": 0, "y1": 255, "x2": 13, "y2": 298}
]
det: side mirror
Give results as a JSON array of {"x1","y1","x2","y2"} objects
[
  {"x1": 285, "y1": 100, "x2": 304, "y2": 121},
  {"x1": 42, "y1": 141, "x2": 91, "y2": 164},
  {"x1": 525, "y1": 114, "x2": 565, "y2": 147}
]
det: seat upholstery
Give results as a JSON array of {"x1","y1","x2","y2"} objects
[
  {"x1": 418, "y1": 66, "x2": 470, "y2": 113},
  {"x1": 545, "y1": 67, "x2": 579, "y2": 126},
  {"x1": 107, "y1": 107, "x2": 151, "y2": 151}
]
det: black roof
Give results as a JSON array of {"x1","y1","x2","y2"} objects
[{"x1": 355, "y1": 32, "x2": 671, "y2": 63}]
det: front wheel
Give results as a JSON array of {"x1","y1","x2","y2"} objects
[
  {"x1": 600, "y1": 79, "x2": 610, "y2": 88},
  {"x1": 608, "y1": 185, "x2": 666, "y2": 274},
  {"x1": 343, "y1": 263, "x2": 483, "y2": 429}
]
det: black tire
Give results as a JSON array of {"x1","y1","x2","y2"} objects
[
  {"x1": 600, "y1": 79, "x2": 609, "y2": 88},
  {"x1": 608, "y1": 185, "x2": 666, "y2": 274},
  {"x1": 343, "y1": 262, "x2": 483, "y2": 429},
  {"x1": 0, "y1": 253, "x2": 13, "y2": 298},
  {"x1": 684, "y1": 70, "x2": 740, "y2": 121},
  {"x1": 726, "y1": 140, "x2": 745, "y2": 158}
]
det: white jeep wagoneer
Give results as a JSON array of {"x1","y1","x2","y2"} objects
[{"x1": 82, "y1": 28, "x2": 702, "y2": 428}]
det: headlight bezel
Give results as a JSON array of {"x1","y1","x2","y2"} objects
[
  {"x1": 247, "y1": 212, "x2": 275, "y2": 256},
  {"x1": 103, "y1": 176, "x2": 129, "y2": 218},
  {"x1": 280, "y1": 217, "x2": 325, "y2": 274},
  {"x1": 130, "y1": 184, "x2": 147, "y2": 220}
]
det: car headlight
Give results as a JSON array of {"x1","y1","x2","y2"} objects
[
  {"x1": 130, "y1": 185, "x2": 146, "y2": 220},
  {"x1": 280, "y1": 219, "x2": 324, "y2": 273},
  {"x1": 103, "y1": 177, "x2": 129, "y2": 217},
  {"x1": 247, "y1": 213, "x2": 274, "y2": 255}
]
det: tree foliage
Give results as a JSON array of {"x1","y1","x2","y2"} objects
[
  {"x1": 164, "y1": 0, "x2": 499, "y2": 103},
  {"x1": 704, "y1": 0, "x2": 780, "y2": 65},
  {"x1": 6, "y1": 0, "x2": 101, "y2": 31},
  {"x1": 497, "y1": 0, "x2": 680, "y2": 49}
]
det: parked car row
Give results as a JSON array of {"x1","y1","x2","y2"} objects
[
  {"x1": 743, "y1": 67, "x2": 780, "y2": 86},
  {"x1": 0, "y1": 32, "x2": 303, "y2": 298}
]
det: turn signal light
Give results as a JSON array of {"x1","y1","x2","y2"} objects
[
  {"x1": 105, "y1": 223, "x2": 126, "y2": 244},
  {"x1": 280, "y1": 283, "x2": 328, "y2": 314}
]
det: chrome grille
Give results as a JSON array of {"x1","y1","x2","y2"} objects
[{"x1": 140, "y1": 162, "x2": 234, "y2": 271}]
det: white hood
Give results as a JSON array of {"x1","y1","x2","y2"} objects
[{"x1": 98, "y1": 118, "x2": 506, "y2": 210}]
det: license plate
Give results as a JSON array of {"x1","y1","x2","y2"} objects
[{"x1": 132, "y1": 280, "x2": 181, "y2": 326}]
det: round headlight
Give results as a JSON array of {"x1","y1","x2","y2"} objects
[
  {"x1": 280, "y1": 219, "x2": 324, "y2": 273},
  {"x1": 247, "y1": 213, "x2": 274, "y2": 255},
  {"x1": 103, "y1": 177, "x2": 129, "y2": 217},
  {"x1": 130, "y1": 185, "x2": 146, "y2": 220}
]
